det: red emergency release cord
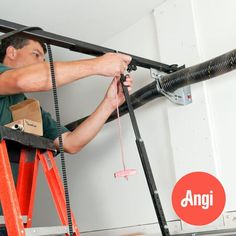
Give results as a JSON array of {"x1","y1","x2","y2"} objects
[{"x1": 114, "y1": 76, "x2": 137, "y2": 180}]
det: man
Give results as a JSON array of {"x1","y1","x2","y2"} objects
[{"x1": 0, "y1": 36, "x2": 133, "y2": 235}]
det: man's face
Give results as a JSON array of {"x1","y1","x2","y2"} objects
[{"x1": 11, "y1": 40, "x2": 45, "y2": 68}]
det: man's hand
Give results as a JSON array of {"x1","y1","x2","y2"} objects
[
  {"x1": 104, "y1": 75, "x2": 133, "y2": 111},
  {"x1": 94, "y1": 53, "x2": 132, "y2": 77},
  {"x1": 58, "y1": 75, "x2": 133, "y2": 154}
]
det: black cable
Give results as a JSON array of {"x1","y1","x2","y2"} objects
[
  {"x1": 46, "y1": 44, "x2": 74, "y2": 236},
  {"x1": 160, "y1": 49, "x2": 236, "y2": 92}
]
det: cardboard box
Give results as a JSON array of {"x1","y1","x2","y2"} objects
[
  {"x1": 5, "y1": 98, "x2": 43, "y2": 136},
  {"x1": 5, "y1": 119, "x2": 42, "y2": 136}
]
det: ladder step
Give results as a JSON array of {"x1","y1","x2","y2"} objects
[
  {"x1": 0, "y1": 215, "x2": 28, "y2": 224},
  {"x1": 1, "y1": 216, "x2": 73, "y2": 236},
  {"x1": 25, "y1": 226, "x2": 70, "y2": 236}
]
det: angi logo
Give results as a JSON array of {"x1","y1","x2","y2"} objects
[
  {"x1": 172, "y1": 172, "x2": 225, "y2": 226},
  {"x1": 180, "y1": 190, "x2": 213, "y2": 210}
]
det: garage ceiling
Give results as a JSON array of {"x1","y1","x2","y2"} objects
[{"x1": 0, "y1": 0, "x2": 166, "y2": 43}]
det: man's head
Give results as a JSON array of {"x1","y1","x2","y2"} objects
[{"x1": 0, "y1": 36, "x2": 47, "y2": 67}]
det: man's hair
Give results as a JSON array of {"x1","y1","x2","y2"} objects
[{"x1": 0, "y1": 35, "x2": 47, "y2": 63}]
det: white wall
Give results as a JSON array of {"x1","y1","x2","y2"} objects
[
  {"x1": 155, "y1": 0, "x2": 236, "y2": 212},
  {"x1": 31, "y1": 0, "x2": 236, "y2": 235},
  {"x1": 154, "y1": 0, "x2": 236, "y2": 232},
  {"x1": 191, "y1": 0, "x2": 236, "y2": 212}
]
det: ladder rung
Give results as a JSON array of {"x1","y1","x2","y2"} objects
[
  {"x1": 25, "y1": 226, "x2": 69, "y2": 236},
  {"x1": 0, "y1": 215, "x2": 28, "y2": 224}
]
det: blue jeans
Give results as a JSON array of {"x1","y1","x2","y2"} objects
[{"x1": 0, "y1": 227, "x2": 7, "y2": 236}]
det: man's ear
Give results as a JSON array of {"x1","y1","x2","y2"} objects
[{"x1": 5, "y1": 46, "x2": 17, "y2": 60}]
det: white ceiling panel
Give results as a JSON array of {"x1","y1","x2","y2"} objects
[{"x1": 0, "y1": 0, "x2": 166, "y2": 43}]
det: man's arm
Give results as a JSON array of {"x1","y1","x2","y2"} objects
[
  {"x1": 53, "y1": 76, "x2": 133, "y2": 154},
  {"x1": 0, "y1": 53, "x2": 131, "y2": 95}
]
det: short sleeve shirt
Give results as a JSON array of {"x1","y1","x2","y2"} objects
[{"x1": 0, "y1": 63, "x2": 69, "y2": 140}]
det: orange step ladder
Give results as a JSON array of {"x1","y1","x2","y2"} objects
[{"x1": 0, "y1": 126, "x2": 80, "y2": 236}]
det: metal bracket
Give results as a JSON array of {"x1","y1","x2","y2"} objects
[{"x1": 150, "y1": 68, "x2": 192, "y2": 105}]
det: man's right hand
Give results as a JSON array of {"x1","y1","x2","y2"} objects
[{"x1": 93, "y1": 52, "x2": 132, "y2": 77}]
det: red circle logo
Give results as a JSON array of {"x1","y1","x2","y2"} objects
[{"x1": 172, "y1": 172, "x2": 226, "y2": 225}]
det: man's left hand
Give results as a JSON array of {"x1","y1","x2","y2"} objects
[{"x1": 105, "y1": 75, "x2": 133, "y2": 111}]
